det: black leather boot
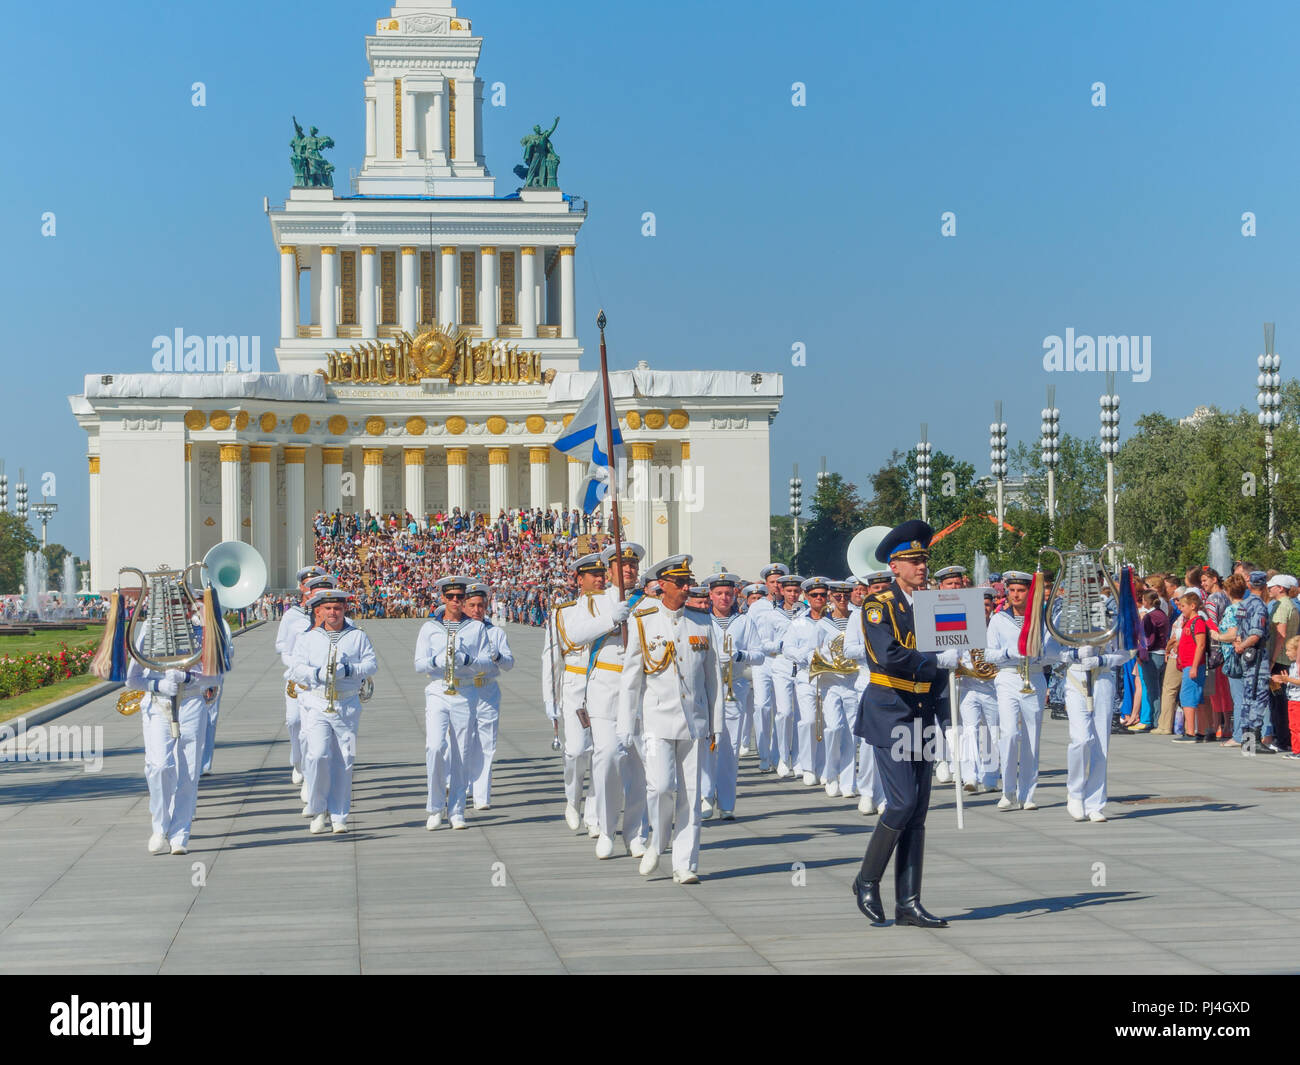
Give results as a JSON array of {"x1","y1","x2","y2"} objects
[
  {"x1": 894, "y1": 827, "x2": 948, "y2": 928},
  {"x1": 851, "y1": 824, "x2": 900, "y2": 924}
]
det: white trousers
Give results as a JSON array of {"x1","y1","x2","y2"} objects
[
  {"x1": 644, "y1": 734, "x2": 705, "y2": 873},
  {"x1": 426, "y1": 693, "x2": 473, "y2": 819},
  {"x1": 702, "y1": 687, "x2": 745, "y2": 812},
  {"x1": 734, "y1": 673, "x2": 755, "y2": 752},
  {"x1": 959, "y1": 686, "x2": 1000, "y2": 786},
  {"x1": 285, "y1": 691, "x2": 302, "y2": 768},
  {"x1": 820, "y1": 681, "x2": 857, "y2": 791},
  {"x1": 467, "y1": 686, "x2": 499, "y2": 806},
  {"x1": 561, "y1": 703, "x2": 596, "y2": 824},
  {"x1": 303, "y1": 702, "x2": 360, "y2": 822},
  {"x1": 590, "y1": 716, "x2": 648, "y2": 843},
  {"x1": 142, "y1": 693, "x2": 207, "y2": 847},
  {"x1": 996, "y1": 676, "x2": 1045, "y2": 804},
  {"x1": 201, "y1": 688, "x2": 221, "y2": 774},
  {"x1": 1065, "y1": 670, "x2": 1112, "y2": 814},
  {"x1": 751, "y1": 659, "x2": 777, "y2": 768},
  {"x1": 772, "y1": 660, "x2": 798, "y2": 767},
  {"x1": 793, "y1": 676, "x2": 826, "y2": 777}
]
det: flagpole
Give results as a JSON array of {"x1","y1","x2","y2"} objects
[{"x1": 597, "y1": 309, "x2": 626, "y2": 602}]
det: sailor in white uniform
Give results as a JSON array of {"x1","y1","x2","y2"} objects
[
  {"x1": 275, "y1": 565, "x2": 328, "y2": 788},
  {"x1": 702, "y1": 572, "x2": 762, "y2": 819},
  {"x1": 931, "y1": 564, "x2": 968, "y2": 784},
  {"x1": 1061, "y1": 633, "x2": 1131, "y2": 822},
  {"x1": 847, "y1": 567, "x2": 894, "y2": 815},
  {"x1": 618, "y1": 555, "x2": 724, "y2": 883},
  {"x1": 737, "y1": 582, "x2": 765, "y2": 753},
  {"x1": 746, "y1": 563, "x2": 789, "y2": 771},
  {"x1": 782, "y1": 577, "x2": 834, "y2": 787},
  {"x1": 463, "y1": 582, "x2": 514, "y2": 810},
  {"x1": 770, "y1": 573, "x2": 807, "y2": 777},
  {"x1": 817, "y1": 579, "x2": 860, "y2": 798}
]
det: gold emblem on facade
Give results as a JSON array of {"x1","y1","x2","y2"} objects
[
  {"x1": 365, "y1": 417, "x2": 387, "y2": 436},
  {"x1": 327, "y1": 415, "x2": 348, "y2": 436},
  {"x1": 525, "y1": 414, "x2": 546, "y2": 434},
  {"x1": 259, "y1": 412, "x2": 278, "y2": 433},
  {"x1": 486, "y1": 416, "x2": 507, "y2": 435},
  {"x1": 209, "y1": 411, "x2": 232, "y2": 431},
  {"x1": 184, "y1": 410, "x2": 206, "y2": 431},
  {"x1": 667, "y1": 409, "x2": 690, "y2": 430},
  {"x1": 405, "y1": 416, "x2": 428, "y2": 436},
  {"x1": 625, "y1": 411, "x2": 642, "y2": 430},
  {"x1": 645, "y1": 410, "x2": 666, "y2": 430},
  {"x1": 316, "y1": 327, "x2": 556, "y2": 388},
  {"x1": 446, "y1": 416, "x2": 467, "y2": 435},
  {"x1": 234, "y1": 412, "x2": 250, "y2": 431},
  {"x1": 291, "y1": 414, "x2": 311, "y2": 435}
]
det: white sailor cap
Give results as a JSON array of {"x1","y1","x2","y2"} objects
[
  {"x1": 304, "y1": 575, "x2": 337, "y2": 593},
  {"x1": 646, "y1": 554, "x2": 695, "y2": 583},
  {"x1": 778, "y1": 572, "x2": 805, "y2": 586},
  {"x1": 979, "y1": 585, "x2": 996, "y2": 599},
  {"x1": 760, "y1": 563, "x2": 790, "y2": 580},
  {"x1": 435, "y1": 575, "x2": 474, "y2": 594},
  {"x1": 465, "y1": 582, "x2": 490, "y2": 599},
  {"x1": 827, "y1": 580, "x2": 853, "y2": 593},
  {"x1": 305, "y1": 588, "x2": 353, "y2": 612},
  {"x1": 600, "y1": 541, "x2": 646, "y2": 565},
  {"x1": 687, "y1": 585, "x2": 709, "y2": 598},
  {"x1": 572, "y1": 552, "x2": 605, "y2": 575},
  {"x1": 1002, "y1": 570, "x2": 1034, "y2": 586},
  {"x1": 933, "y1": 565, "x2": 967, "y2": 582},
  {"x1": 865, "y1": 569, "x2": 892, "y2": 583},
  {"x1": 801, "y1": 576, "x2": 831, "y2": 594},
  {"x1": 297, "y1": 565, "x2": 328, "y2": 583},
  {"x1": 703, "y1": 571, "x2": 744, "y2": 589},
  {"x1": 741, "y1": 583, "x2": 764, "y2": 597}
]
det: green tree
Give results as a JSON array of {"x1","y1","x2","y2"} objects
[
  {"x1": 794, "y1": 473, "x2": 866, "y2": 578},
  {"x1": 769, "y1": 514, "x2": 794, "y2": 569},
  {"x1": 43, "y1": 543, "x2": 72, "y2": 589},
  {"x1": 0, "y1": 513, "x2": 40, "y2": 595}
]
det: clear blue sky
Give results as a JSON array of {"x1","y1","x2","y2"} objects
[{"x1": 3, "y1": 0, "x2": 1296, "y2": 557}]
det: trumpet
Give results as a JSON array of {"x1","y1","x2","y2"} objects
[
  {"x1": 722, "y1": 633, "x2": 736, "y2": 702},
  {"x1": 809, "y1": 634, "x2": 857, "y2": 744},
  {"x1": 444, "y1": 627, "x2": 459, "y2": 695},
  {"x1": 324, "y1": 643, "x2": 339, "y2": 714},
  {"x1": 955, "y1": 648, "x2": 999, "y2": 681}
]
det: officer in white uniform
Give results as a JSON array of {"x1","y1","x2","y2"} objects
[
  {"x1": 288, "y1": 588, "x2": 377, "y2": 834},
  {"x1": 618, "y1": 555, "x2": 724, "y2": 884},
  {"x1": 1062, "y1": 635, "x2": 1131, "y2": 822},
  {"x1": 782, "y1": 576, "x2": 833, "y2": 787},
  {"x1": 770, "y1": 573, "x2": 806, "y2": 777},
  {"x1": 747, "y1": 563, "x2": 789, "y2": 772},
  {"x1": 415, "y1": 576, "x2": 495, "y2": 830},
  {"x1": 985, "y1": 571, "x2": 1060, "y2": 811},
  {"x1": 702, "y1": 572, "x2": 762, "y2": 819},
  {"x1": 846, "y1": 567, "x2": 894, "y2": 815},
  {"x1": 275, "y1": 565, "x2": 328, "y2": 788},
  {"x1": 541, "y1": 556, "x2": 605, "y2": 835},
  {"x1": 464, "y1": 582, "x2": 514, "y2": 810},
  {"x1": 127, "y1": 604, "x2": 230, "y2": 855}
]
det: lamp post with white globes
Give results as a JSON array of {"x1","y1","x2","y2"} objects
[
  {"x1": 989, "y1": 402, "x2": 1008, "y2": 553},
  {"x1": 1259, "y1": 323, "x2": 1282, "y2": 546},
  {"x1": 1099, "y1": 371, "x2": 1120, "y2": 566},
  {"x1": 916, "y1": 425, "x2": 932, "y2": 524},
  {"x1": 1040, "y1": 388, "x2": 1061, "y2": 535}
]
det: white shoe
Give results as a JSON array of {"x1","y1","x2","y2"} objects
[
  {"x1": 720, "y1": 809, "x2": 735, "y2": 820},
  {"x1": 639, "y1": 849, "x2": 661, "y2": 876},
  {"x1": 825, "y1": 780, "x2": 841, "y2": 798},
  {"x1": 302, "y1": 804, "x2": 313, "y2": 818},
  {"x1": 1022, "y1": 801, "x2": 1038, "y2": 811},
  {"x1": 997, "y1": 796, "x2": 1019, "y2": 811},
  {"x1": 331, "y1": 819, "x2": 347, "y2": 834},
  {"x1": 627, "y1": 837, "x2": 647, "y2": 858},
  {"x1": 300, "y1": 782, "x2": 310, "y2": 804},
  {"x1": 739, "y1": 745, "x2": 750, "y2": 757},
  {"x1": 310, "y1": 813, "x2": 329, "y2": 834},
  {"x1": 595, "y1": 834, "x2": 615, "y2": 859},
  {"x1": 672, "y1": 869, "x2": 700, "y2": 885},
  {"x1": 935, "y1": 762, "x2": 952, "y2": 784},
  {"x1": 586, "y1": 822, "x2": 601, "y2": 839},
  {"x1": 1067, "y1": 798, "x2": 1085, "y2": 822},
  {"x1": 170, "y1": 843, "x2": 188, "y2": 855},
  {"x1": 701, "y1": 799, "x2": 715, "y2": 820},
  {"x1": 451, "y1": 815, "x2": 468, "y2": 830},
  {"x1": 564, "y1": 804, "x2": 581, "y2": 831},
  {"x1": 858, "y1": 795, "x2": 875, "y2": 815},
  {"x1": 1088, "y1": 811, "x2": 1108, "y2": 823},
  {"x1": 147, "y1": 833, "x2": 168, "y2": 855},
  {"x1": 291, "y1": 767, "x2": 304, "y2": 786},
  {"x1": 474, "y1": 802, "x2": 491, "y2": 811},
  {"x1": 426, "y1": 813, "x2": 442, "y2": 830},
  {"x1": 876, "y1": 802, "x2": 888, "y2": 816},
  {"x1": 802, "y1": 771, "x2": 817, "y2": 786},
  {"x1": 776, "y1": 761, "x2": 791, "y2": 778}
]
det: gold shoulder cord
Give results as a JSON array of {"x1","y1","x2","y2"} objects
[
  {"x1": 554, "y1": 606, "x2": 579, "y2": 656},
  {"x1": 635, "y1": 612, "x2": 674, "y2": 675},
  {"x1": 861, "y1": 596, "x2": 913, "y2": 664}
]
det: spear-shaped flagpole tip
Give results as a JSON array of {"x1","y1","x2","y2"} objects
[{"x1": 597, "y1": 309, "x2": 607, "y2": 332}]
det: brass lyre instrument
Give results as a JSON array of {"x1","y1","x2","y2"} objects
[
  {"x1": 122, "y1": 561, "x2": 206, "y2": 739},
  {"x1": 324, "y1": 642, "x2": 340, "y2": 714},
  {"x1": 809, "y1": 633, "x2": 857, "y2": 743},
  {"x1": 955, "y1": 648, "x2": 999, "y2": 681},
  {"x1": 286, "y1": 679, "x2": 300, "y2": 699},
  {"x1": 1039, "y1": 541, "x2": 1124, "y2": 709},
  {"x1": 722, "y1": 633, "x2": 736, "y2": 702},
  {"x1": 444, "y1": 626, "x2": 459, "y2": 695}
]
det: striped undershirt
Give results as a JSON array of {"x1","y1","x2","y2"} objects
[
  {"x1": 779, "y1": 607, "x2": 801, "y2": 620},
  {"x1": 327, "y1": 629, "x2": 344, "y2": 645},
  {"x1": 715, "y1": 614, "x2": 735, "y2": 630},
  {"x1": 829, "y1": 616, "x2": 849, "y2": 632}
]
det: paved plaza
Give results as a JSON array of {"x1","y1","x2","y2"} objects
[{"x1": 1, "y1": 621, "x2": 1298, "y2": 975}]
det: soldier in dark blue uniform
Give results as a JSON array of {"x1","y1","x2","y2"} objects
[{"x1": 845, "y1": 520, "x2": 950, "y2": 928}]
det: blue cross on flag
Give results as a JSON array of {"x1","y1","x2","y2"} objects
[{"x1": 552, "y1": 375, "x2": 625, "y2": 514}]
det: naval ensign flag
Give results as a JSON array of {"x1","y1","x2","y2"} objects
[{"x1": 552, "y1": 373, "x2": 625, "y2": 514}]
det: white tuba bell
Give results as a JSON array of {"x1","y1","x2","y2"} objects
[
  {"x1": 846, "y1": 526, "x2": 893, "y2": 580},
  {"x1": 202, "y1": 541, "x2": 268, "y2": 610}
]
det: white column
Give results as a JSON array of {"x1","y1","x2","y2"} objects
[
  {"x1": 440, "y1": 246, "x2": 457, "y2": 325},
  {"x1": 363, "y1": 448, "x2": 384, "y2": 516},
  {"x1": 186, "y1": 444, "x2": 199, "y2": 563},
  {"x1": 480, "y1": 246, "x2": 497, "y2": 339},
  {"x1": 567, "y1": 456, "x2": 583, "y2": 510},
  {"x1": 454, "y1": 78, "x2": 475, "y2": 162},
  {"x1": 431, "y1": 86, "x2": 446, "y2": 158},
  {"x1": 631, "y1": 442, "x2": 653, "y2": 549},
  {"x1": 400, "y1": 82, "x2": 416, "y2": 159},
  {"x1": 365, "y1": 95, "x2": 377, "y2": 159},
  {"x1": 520, "y1": 247, "x2": 537, "y2": 339},
  {"x1": 220, "y1": 444, "x2": 242, "y2": 543},
  {"x1": 400, "y1": 247, "x2": 417, "y2": 335},
  {"x1": 677, "y1": 441, "x2": 693, "y2": 555},
  {"x1": 88, "y1": 455, "x2": 102, "y2": 592},
  {"x1": 319, "y1": 246, "x2": 337, "y2": 339},
  {"x1": 360, "y1": 247, "x2": 376, "y2": 338},
  {"x1": 447, "y1": 448, "x2": 468, "y2": 512},
  {"x1": 250, "y1": 445, "x2": 273, "y2": 575},
  {"x1": 285, "y1": 446, "x2": 306, "y2": 578},
  {"x1": 404, "y1": 448, "x2": 425, "y2": 522},
  {"x1": 322, "y1": 447, "x2": 343, "y2": 515},
  {"x1": 280, "y1": 246, "x2": 296, "y2": 340},
  {"x1": 489, "y1": 447, "x2": 509, "y2": 518},
  {"x1": 560, "y1": 246, "x2": 576, "y2": 338},
  {"x1": 529, "y1": 448, "x2": 549, "y2": 510}
]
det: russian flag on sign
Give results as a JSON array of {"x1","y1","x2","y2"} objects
[{"x1": 935, "y1": 610, "x2": 967, "y2": 633}]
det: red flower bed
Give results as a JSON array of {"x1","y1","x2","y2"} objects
[{"x1": 0, "y1": 642, "x2": 97, "y2": 699}]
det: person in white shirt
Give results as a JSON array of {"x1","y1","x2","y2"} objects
[
  {"x1": 703, "y1": 572, "x2": 763, "y2": 819},
  {"x1": 781, "y1": 577, "x2": 834, "y2": 787},
  {"x1": 770, "y1": 573, "x2": 807, "y2": 777},
  {"x1": 274, "y1": 565, "x2": 329, "y2": 789},
  {"x1": 747, "y1": 564, "x2": 790, "y2": 772},
  {"x1": 463, "y1": 582, "x2": 514, "y2": 811}
]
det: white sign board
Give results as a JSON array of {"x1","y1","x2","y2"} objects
[{"x1": 912, "y1": 588, "x2": 988, "y2": 652}]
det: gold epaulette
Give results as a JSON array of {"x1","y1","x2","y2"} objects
[
  {"x1": 633, "y1": 605, "x2": 657, "y2": 618},
  {"x1": 553, "y1": 599, "x2": 576, "y2": 610}
]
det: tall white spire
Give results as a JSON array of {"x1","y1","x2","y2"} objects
[{"x1": 358, "y1": 3, "x2": 494, "y2": 196}]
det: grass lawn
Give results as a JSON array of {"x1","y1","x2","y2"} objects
[
  {"x1": 0, "y1": 674, "x2": 106, "y2": 726},
  {"x1": 0, "y1": 628, "x2": 103, "y2": 658}
]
